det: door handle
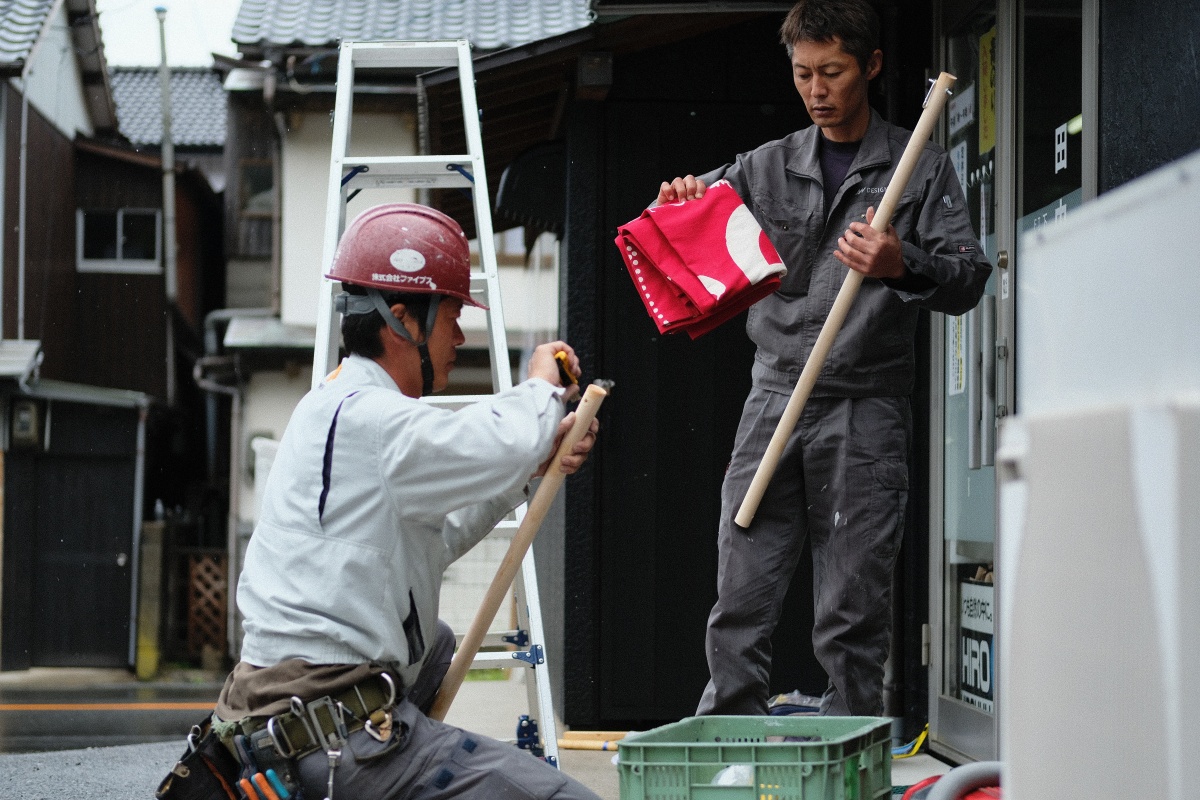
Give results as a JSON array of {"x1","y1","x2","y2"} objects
[
  {"x1": 980, "y1": 295, "x2": 996, "y2": 467},
  {"x1": 994, "y1": 249, "x2": 1013, "y2": 416},
  {"x1": 967, "y1": 306, "x2": 981, "y2": 470}
]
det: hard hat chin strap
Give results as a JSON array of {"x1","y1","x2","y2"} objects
[{"x1": 366, "y1": 288, "x2": 441, "y2": 395}]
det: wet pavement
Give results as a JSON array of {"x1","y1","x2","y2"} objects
[
  {"x1": 0, "y1": 668, "x2": 949, "y2": 798},
  {"x1": 0, "y1": 668, "x2": 224, "y2": 754}
]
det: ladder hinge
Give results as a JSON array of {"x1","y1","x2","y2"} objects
[
  {"x1": 502, "y1": 629, "x2": 530, "y2": 647},
  {"x1": 512, "y1": 643, "x2": 544, "y2": 667},
  {"x1": 516, "y1": 714, "x2": 544, "y2": 757}
]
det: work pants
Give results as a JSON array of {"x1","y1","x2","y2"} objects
[
  {"x1": 696, "y1": 389, "x2": 911, "y2": 717},
  {"x1": 295, "y1": 622, "x2": 599, "y2": 800}
]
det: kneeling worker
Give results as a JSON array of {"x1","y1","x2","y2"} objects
[{"x1": 214, "y1": 203, "x2": 600, "y2": 799}]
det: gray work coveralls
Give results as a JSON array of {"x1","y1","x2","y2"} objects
[{"x1": 695, "y1": 110, "x2": 992, "y2": 716}]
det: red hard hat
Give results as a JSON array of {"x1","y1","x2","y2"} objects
[{"x1": 326, "y1": 203, "x2": 485, "y2": 308}]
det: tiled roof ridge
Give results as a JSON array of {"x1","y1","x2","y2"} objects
[
  {"x1": 112, "y1": 65, "x2": 221, "y2": 73},
  {"x1": 231, "y1": 0, "x2": 592, "y2": 52}
]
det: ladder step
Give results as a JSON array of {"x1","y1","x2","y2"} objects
[
  {"x1": 490, "y1": 519, "x2": 520, "y2": 538},
  {"x1": 340, "y1": 156, "x2": 479, "y2": 190},
  {"x1": 346, "y1": 40, "x2": 465, "y2": 70},
  {"x1": 470, "y1": 651, "x2": 533, "y2": 669},
  {"x1": 457, "y1": 631, "x2": 523, "y2": 649}
]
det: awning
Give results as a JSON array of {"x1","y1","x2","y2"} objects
[
  {"x1": 0, "y1": 340, "x2": 43, "y2": 390},
  {"x1": 421, "y1": 11, "x2": 770, "y2": 239},
  {"x1": 496, "y1": 140, "x2": 567, "y2": 236},
  {"x1": 222, "y1": 316, "x2": 316, "y2": 349},
  {"x1": 21, "y1": 378, "x2": 149, "y2": 410}
]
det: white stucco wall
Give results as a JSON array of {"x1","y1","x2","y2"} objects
[
  {"x1": 280, "y1": 111, "x2": 418, "y2": 328},
  {"x1": 19, "y1": 3, "x2": 93, "y2": 138},
  {"x1": 460, "y1": 232, "x2": 560, "y2": 348},
  {"x1": 278, "y1": 110, "x2": 560, "y2": 344},
  {"x1": 237, "y1": 368, "x2": 310, "y2": 524}
]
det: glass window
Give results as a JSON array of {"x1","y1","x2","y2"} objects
[
  {"x1": 82, "y1": 210, "x2": 118, "y2": 259},
  {"x1": 240, "y1": 160, "x2": 274, "y2": 218},
  {"x1": 121, "y1": 211, "x2": 159, "y2": 260},
  {"x1": 77, "y1": 208, "x2": 162, "y2": 274}
]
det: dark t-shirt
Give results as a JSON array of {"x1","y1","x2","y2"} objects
[
  {"x1": 818, "y1": 132, "x2": 936, "y2": 293},
  {"x1": 819, "y1": 135, "x2": 862, "y2": 213}
]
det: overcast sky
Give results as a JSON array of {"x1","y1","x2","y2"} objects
[{"x1": 95, "y1": 0, "x2": 242, "y2": 67}]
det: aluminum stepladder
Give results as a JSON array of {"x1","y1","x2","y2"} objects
[{"x1": 310, "y1": 39, "x2": 561, "y2": 767}]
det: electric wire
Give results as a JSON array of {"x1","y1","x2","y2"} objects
[{"x1": 892, "y1": 723, "x2": 929, "y2": 759}]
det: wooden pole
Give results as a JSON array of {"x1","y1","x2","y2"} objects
[{"x1": 429, "y1": 383, "x2": 608, "y2": 721}]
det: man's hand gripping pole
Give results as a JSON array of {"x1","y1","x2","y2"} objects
[
  {"x1": 734, "y1": 72, "x2": 957, "y2": 528},
  {"x1": 429, "y1": 381, "x2": 610, "y2": 722}
]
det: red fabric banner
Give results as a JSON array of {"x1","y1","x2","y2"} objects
[{"x1": 615, "y1": 180, "x2": 786, "y2": 339}]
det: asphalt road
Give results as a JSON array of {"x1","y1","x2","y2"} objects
[
  {"x1": 0, "y1": 670, "x2": 627, "y2": 799},
  {"x1": 0, "y1": 740, "x2": 183, "y2": 799},
  {"x1": 0, "y1": 681, "x2": 221, "y2": 754}
]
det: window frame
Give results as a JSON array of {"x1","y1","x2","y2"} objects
[{"x1": 76, "y1": 207, "x2": 163, "y2": 275}]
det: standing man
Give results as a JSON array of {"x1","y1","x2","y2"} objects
[
  {"x1": 658, "y1": 0, "x2": 990, "y2": 717},
  {"x1": 213, "y1": 203, "x2": 600, "y2": 799}
]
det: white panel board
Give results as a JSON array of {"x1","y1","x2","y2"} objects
[{"x1": 1017, "y1": 149, "x2": 1200, "y2": 416}]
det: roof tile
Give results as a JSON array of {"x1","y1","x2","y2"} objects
[
  {"x1": 232, "y1": 0, "x2": 591, "y2": 51},
  {"x1": 109, "y1": 67, "x2": 227, "y2": 148},
  {"x1": 0, "y1": 0, "x2": 55, "y2": 67}
]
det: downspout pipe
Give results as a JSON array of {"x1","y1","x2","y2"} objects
[
  {"x1": 0, "y1": 84, "x2": 7, "y2": 337},
  {"x1": 196, "y1": 306, "x2": 272, "y2": 657},
  {"x1": 201, "y1": 307, "x2": 271, "y2": 477},
  {"x1": 193, "y1": 352, "x2": 243, "y2": 660},
  {"x1": 17, "y1": 81, "x2": 28, "y2": 340},
  {"x1": 129, "y1": 405, "x2": 148, "y2": 666}
]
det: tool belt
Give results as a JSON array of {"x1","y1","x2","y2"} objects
[
  {"x1": 156, "y1": 715, "x2": 243, "y2": 800},
  {"x1": 156, "y1": 673, "x2": 399, "y2": 800},
  {"x1": 246, "y1": 671, "x2": 397, "y2": 760}
]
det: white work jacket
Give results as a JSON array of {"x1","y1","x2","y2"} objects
[{"x1": 237, "y1": 355, "x2": 565, "y2": 689}]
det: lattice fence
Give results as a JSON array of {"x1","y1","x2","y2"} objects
[{"x1": 187, "y1": 552, "x2": 227, "y2": 659}]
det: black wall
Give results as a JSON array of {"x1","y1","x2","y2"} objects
[{"x1": 1099, "y1": 0, "x2": 1200, "y2": 191}]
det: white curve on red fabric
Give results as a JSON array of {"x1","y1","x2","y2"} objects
[
  {"x1": 725, "y1": 204, "x2": 782, "y2": 283},
  {"x1": 699, "y1": 275, "x2": 728, "y2": 299}
]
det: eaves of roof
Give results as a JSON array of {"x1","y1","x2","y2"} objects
[
  {"x1": 0, "y1": 0, "x2": 118, "y2": 131},
  {"x1": 423, "y1": 11, "x2": 768, "y2": 237},
  {"x1": 76, "y1": 135, "x2": 163, "y2": 169},
  {"x1": 67, "y1": 0, "x2": 118, "y2": 132}
]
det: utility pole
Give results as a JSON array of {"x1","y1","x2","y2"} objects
[{"x1": 156, "y1": 6, "x2": 177, "y2": 406}]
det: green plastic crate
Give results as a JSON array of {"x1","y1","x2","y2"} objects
[{"x1": 617, "y1": 716, "x2": 892, "y2": 800}]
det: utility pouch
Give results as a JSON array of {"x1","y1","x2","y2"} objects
[{"x1": 155, "y1": 716, "x2": 241, "y2": 800}]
